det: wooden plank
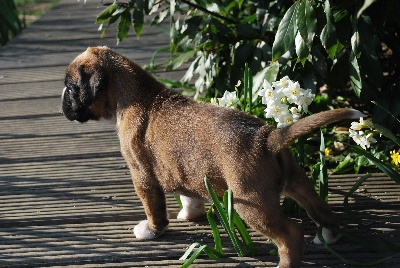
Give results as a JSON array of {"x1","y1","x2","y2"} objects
[{"x1": 0, "y1": 0, "x2": 399, "y2": 267}]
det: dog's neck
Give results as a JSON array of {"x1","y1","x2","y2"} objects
[{"x1": 101, "y1": 50, "x2": 166, "y2": 116}]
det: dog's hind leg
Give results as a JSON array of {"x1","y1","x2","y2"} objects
[
  {"x1": 177, "y1": 195, "x2": 206, "y2": 220},
  {"x1": 233, "y1": 191, "x2": 305, "y2": 268},
  {"x1": 282, "y1": 166, "x2": 342, "y2": 245}
]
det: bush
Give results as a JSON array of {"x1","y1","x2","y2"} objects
[
  {"x1": 96, "y1": 0, "x2": 400, "y2": 130},
  {"x1": 0, "y1": 0, "x2": 23, "y2": 46}
]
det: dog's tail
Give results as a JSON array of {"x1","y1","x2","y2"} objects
[{"x1": 266, "y1": 108, "x2": 365, "y2": 153}]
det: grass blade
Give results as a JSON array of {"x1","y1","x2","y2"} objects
[
  {"x1": 180, "y1": 242, "x2": 201, "y2": 261},
  {"x1": 372, "y1": 101, "x2": 400, "y2": 124},
  {"x1": 319, "y1": 131, "x2": 328, "y2": 201},
  {"x1": 180, "y1": 244, "x2": 223, "y2": 268},
  {"x1": 317, "y1": 226, "x2": 398, "y2": 266},
  {"x1": 233, "y1": 211, "x2": 257, "y2": 256},
  {"x1": 207, "y1": 206, "x2": 223, "y2": 254},
  {"x1": 204, "y1": 177, "x2": 246, "y2": 257},
  {"x1": 174, "y1": 194, "x2": 183, "y2": 208},
  {"x1": 343, "y1": 173, "x2": 371, "y2": 225},
  {"x1": 349, "y1": 146, "x2": 400, "y2": 184},
  {"x1": 226, "y1": 189, "x2": 234, "y2": 232}
]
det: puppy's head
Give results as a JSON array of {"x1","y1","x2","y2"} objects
[{"x1": 62, "y1": 46, "x2": 113, "y2": 123}]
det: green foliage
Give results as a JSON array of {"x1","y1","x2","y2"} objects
[
  {"x1": 95, "y1": 0, "x2": 400, "y2": 131},
  {"x1": 180, "y1": 177, "x2": 257, "y2": 267},
  {"x1": 0, "y1": 0, "x2": 23, "y2": 45}
]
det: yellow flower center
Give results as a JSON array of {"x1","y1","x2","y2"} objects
[{"x1": 324, "y1": 148, "x2": 332, "y2": 157}]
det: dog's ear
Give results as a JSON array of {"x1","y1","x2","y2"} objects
[{"x1": 78, "y1": 64, "x2": 108, "y2": 106}]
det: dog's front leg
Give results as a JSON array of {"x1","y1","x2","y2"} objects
[
  {"x1": 177, "y1": 195, "x2": 206, "y2": 220},
  {"x1": 133, "y1": 182, "x2": 169, "y2": 240}
]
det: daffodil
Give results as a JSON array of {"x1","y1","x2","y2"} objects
[
  {"x1": 349, "y1": 129, "x2": 376, "y2": 150},
  {"x1": 350, "y1": 117, "x2": 365, "y2": 131}
]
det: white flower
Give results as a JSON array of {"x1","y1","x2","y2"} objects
[
  {"x1": 289, "y1": 107, "x2": 301, "y2": 120},
  {"x1": 350, "y1": 117, "x2": 365, "y2": 131},
  {"x1": 276, "y1": 112, "x2": 294, "y2": 128},
  {"x1": 218, "y1": 90, "x2": 239, "y2": 108},
  {"x1": 283, "y1": 80, "x2": 302, "y2": 104},
  {"x1": 349, "y1": 129, "x2": 363, "y2": 147},
  {"x1": 349, "y1": 129, "x2": 376, "y2": 150},
  {"x1": 264, "y1": 102, "x2": 289, "y2": 120},
  {"x1": 210, "y1": 97, "x2": 218, "y2": 106},
  {"x1": 360, "y1": 133, "x2": 376, "y2": 149},
  {"x1": 297, "y1": 95, "x2": 313, "y2": 113},
  {"x1": 272, "y1": 76, "x2": 291, "y2": 91},
  {"x1": 258, "y1": 80, "x2": 284, "y2": 105}
]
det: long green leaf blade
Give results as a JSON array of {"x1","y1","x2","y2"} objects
[
  {"x1": 349, "y1": 146, "x2": 400, "y2": 184},
  {"x1": 343, "y1": 173, "x2": 371, "y2": 224},
  {"x1": 204, "y1": 177, "x2": 246, "y2": 256},
  {"x1": 319, "y1": 131, "x2": 328, "y2": 201},
  {"x1": 317, "y1": 226, "x2": 395, "y2": 266},
  {"x1": 226, "y1": 189, "x2": 234, "y2": 232},
  {"x1": 207, "y1": 206, "x2": 223, "y2": 254},
  {"x1": 180, "y1": 242, "x2": 200, "y2": 261},
  {"x1": 233, "y1": 212, "x2": 257, "y2": 256}
]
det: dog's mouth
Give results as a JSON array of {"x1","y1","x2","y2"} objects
[{"x1": 61, "y1": 87, "x2": 98, "y2": 123}]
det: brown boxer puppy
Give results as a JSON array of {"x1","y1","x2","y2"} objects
[{"x1": 61, "y1": 46, "x2": 364, "y2": 267}]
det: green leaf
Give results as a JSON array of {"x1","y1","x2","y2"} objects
[
  {"x1": 320, "y1": 0, "x2": 338, "y2": 59},
  {"x1": 206, "y1": 206, "x2": 223, "y2": 254},
  {"x1": 180, "y1": 243, "x2": 223, "y2": 268},
  {"x1": 372, "y1": 123, "x2": 400, "y2": 147},
  {"x1": 317, "y1": 226, "x2": 396, "y2": 266},
  {"x1": 226, "y1": 190, "x2": 234, "y2": 231},
  {"x1": 349, "y1": 146, "x2": 400, "y2": 184},
  {"x1": 332, "y1": 154, "x2": 355, "y2": 175},
  {"x1": 357, "y1": 0, "x2": 377, "y2": 18},
  {"x1": 272, "y1": 2, "x2": 299, "y2": 61},
  {"x1": 133, "y1": 0, "x2": 144, "y2": 37},
  {"x1": 174, "y1": 195, "x2": 182, "y2": 208},
  {"x1": 297, "y1": 0, "x2": 317, "y2": 49},
  {"x1": 349, "y1": 53, "x2": 362, "y2": 97},
  {"x1": 343, "y1": 173, "x2": 371, "y2": 225},
  {"x1": 117, "y1": 9, "x2": 132, "y2": 44},
  {"x1": 295, "y1": 32, "x2": 309, "y2": 65},
  {"x1": 233, "y1": 211, "x2": 257, "y2": 256},
  {"x1": 371, "y1": 101, "x2": 400, "y2": 124},
  {"x1": 167, "y1": 50, "x2": 197, "y2": 71},
  {"x1": 204, "y1": 177, "x2": 247, "y2": 257},
  {"x1": 96, "y1": 3, "x2": 118, "y2": 24},
  {"x1": 251, "y1": 62, "x2": 279, "y2": 97},
  {"x1": 319, "y1": 131, "x2": 328, "y2": 201}
]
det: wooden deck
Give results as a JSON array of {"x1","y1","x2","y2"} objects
[{"x1": 0, "y1": 0, "x2": 399, "y2": 267}]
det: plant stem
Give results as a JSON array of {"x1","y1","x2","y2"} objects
[{"x1": 180, "y1": 0, "x2": 237, "y2": 24}]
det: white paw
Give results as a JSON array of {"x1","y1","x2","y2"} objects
[
  {"x1": 177, "y1": 195, "x2": 206, "y2": 220},
  {"x1": 313, "y1": 227, "x2": 342, "y2": 244},
  {"x1": 133, "y1": 220, "x2": 167, "y2": 240}
]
